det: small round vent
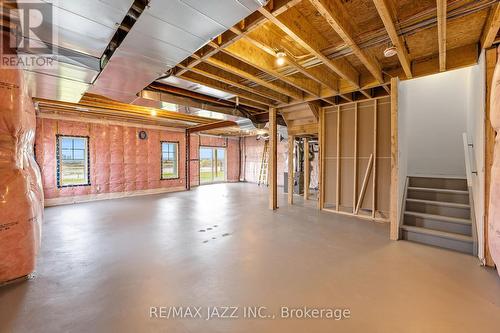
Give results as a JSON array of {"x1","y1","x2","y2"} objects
[
  {"x1": 384, "y1": 46, "x2": 397, "y2": 58},
  {"x1": 138, "y1": 130, "x2": 148, "y2": 140}
]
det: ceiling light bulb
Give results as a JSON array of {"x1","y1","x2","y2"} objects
[
  {"x1": 276, "y1": 51, "x2": 286, "y2": 66},
  {"x1": 151, "y1": 110, "x2": 157, "y2": 117}
]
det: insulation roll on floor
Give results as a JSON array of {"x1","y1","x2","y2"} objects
[{"x1": 0, "y1": 31, "x2": 44, "y2": 284}]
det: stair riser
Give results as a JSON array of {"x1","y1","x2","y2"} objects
[
  {"x1": 409, "y1": 177, "x2": 468, "y2": 191},
  {"x1": 405, "y1": 202, "x2": 470, "y2": 219},
  {"x1": 401, "y1": 230, "x2": 473, "y2": 254},
  {"x1": 403, "y1": 215, "x2": 472, "y2": 235},
  {"x1": 407, "y1": 190, "x2": 469, "y2": 204}
]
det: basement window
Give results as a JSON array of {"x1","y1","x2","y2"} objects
[
  {"x1": 57, "y1": 136, "x2": 90, "y2": 187},
  {"x1": 161, "y1": 142, "x2": 179, "y2": 180}
]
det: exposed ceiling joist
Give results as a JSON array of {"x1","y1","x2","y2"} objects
[
  {"x1": 223, "y1": 39, "x2": 322, "y2": 97},
  {"x1": 178, "y1": 71, "x2": 271, "y2": 111},
  {"x1": 309, "y1": 0, "x2": 384, "y2": 84},
  {"x1": 437, "y1": 0, "x2": 447, "y2": 72},
  {"x1": 203, "y1": 55, "x2": 300, "y2": 101},
  {"x1": 241, "y1": 30, "x2": 339, "y2": 93},
  {"x1": 259, "y1": 6, "x2": 359, "y2": 87},
  {"x1": 187, "y1": 120, "x2": 237, "y2": 134},
  {"x1": 176, "y1": 0, "x2": 302, "y2": 77},
  {"x1": 372, "y1": 0, "x2": 413, "y2": 79},
  {"x1": 481, "y1": 3, "x2": 500, "y2": 49},
  {"x1": 178, "y1": 62, "x2": 287, "y2": 104}
]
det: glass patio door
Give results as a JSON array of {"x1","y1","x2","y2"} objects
[{"x1": 199, "y1": 147, "x2": 226, "y2": 184}]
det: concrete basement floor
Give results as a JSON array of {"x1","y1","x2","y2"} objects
[{"x1": 1, "y1": 183, "x2": 499, "y2": 333}]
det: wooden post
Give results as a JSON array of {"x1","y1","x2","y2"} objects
[
  {"x1": 186, "y1": 131, "x2": 191, "y2": 190},
  {"x1": 390, "y1": 77, "x2": 399, "y2": 240},
  {"x1": 336, "y1": 106, "x2": 341, "y2": 211},
  {"x1": 269, "y1": 107, "x2": 278, "y2": 210},
  {"x1": 372, "y1": 100, "x2": 378, "y2": 218},
  {"x1": 304, "y1": 138, "x2": 310, "y2": 200},
  {"x1": 353, "y1": 102, "x2": 358, "y2": 213},
  {"x1": 288, "y1": 135, "x2": 294, "y2": 205},
  {"x1": 319, "y1": 107, "x2": 325, "y2": 209},
  {"x1": 485, "y1": 48, "x2": 497, "y2": 266}
]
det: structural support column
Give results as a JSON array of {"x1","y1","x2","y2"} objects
[
  {"x1": 319, "y1": 107, "x2": 325, "y2": 209},
  {"x1": 288, "y1": 135, "x2": 294, "y2": 205},
  {"x1": 390, "y1": 77, "x2": 399, "y2": 240},
  {"x1": 268, "y1": 107, "x2": 278, "y2": 210},
  {"x1": 304, "y1": 138, "x2": 310, "y2": 200}
]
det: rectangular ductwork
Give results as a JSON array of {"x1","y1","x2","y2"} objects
[{"x1": 89, "y1": 0, "x2": 267, "y2": 103}]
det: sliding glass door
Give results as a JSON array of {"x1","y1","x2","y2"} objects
[{"x1": 200, "y1": 147, "x2": 226, "y2": 184}]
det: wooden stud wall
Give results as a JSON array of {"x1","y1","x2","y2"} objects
[{"x1": 322, "y1": 96, "x2": 391, "y2": 222}]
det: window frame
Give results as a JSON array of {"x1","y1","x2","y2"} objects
[
  {"x1": 56, "y1": 135, "x2": 91, "y2": 188},
  {"x1": 160, "y1": 141, "x2": 179, "y2": 180}
]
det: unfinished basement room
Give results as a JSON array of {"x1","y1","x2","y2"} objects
[{"x1": 1, "y1": 0, "x2": 500, "y2": 332}]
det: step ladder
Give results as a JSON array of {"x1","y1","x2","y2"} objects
[{"x1": 258, "y1": 140, "x2": 269, "y2": 186}]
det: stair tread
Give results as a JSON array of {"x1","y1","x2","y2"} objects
[
  {"x1": 404, "y1": 211, "x2": 472, "y2": 225},
  {"x1": 408, "y1": 187, "x2": 468, "y2": 194},
  {"x1": 406, "y1": 198, "x2": 470, "y2": 209},
  {"x1": 401, "y1": 225, "x2": 473, "y2": 242}
]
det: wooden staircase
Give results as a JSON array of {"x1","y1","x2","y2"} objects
[{"x1": 400, "y1": 176, "x2": 476, "y2": 255}]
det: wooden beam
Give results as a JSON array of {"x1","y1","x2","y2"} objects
[
  {"x1": 288, "y1": 134, "x2": 295, "y2": 205},
  {"x1": 242, "y1": 30, "x2": 339, "y2": 93},
  {"x1": 319, "y1": 107, "x2": 325, "y2": 209},
  {"x1": 176, "y1": 0, "x2": 304, "y2": 88},
  {"x1": 304, "y1": 138, "x2": 310, "y2": 200},
  {"x1": 390, "y1": 77, "x2": 399, "y2": 240},
  {"x1": 205, "y1": 55, "x2": 301, "y2": 100},
  {"x1": 481, "y1": 3, "x2": 500, "y2": 49},
  {"x1": 437, "y1": 0, "x2": 447, "y2": 72},
  {"x1": 353, "y1": 102, "x2": 358, "y2": 213},
  {"x1": 309, "y1": 0, "x2": 383, "y2": 84},
  {"x1": 307, "y1": 101, "x2": 320, "y2": 121},
  {"x1": 187, "y1": 120, "x2": 237, "y2": 134},
  {"x1": 269, "y1": 107, "x2": 278, "y2": 210},
  {"x1": 372, "y1": 100, "x2": 378, "y2": 218},
  {"x1": 336, "y1": 106, "x2": 341, "y2": 211},
  {"x1": 223, "y1": 39, "x2": 321, "y2": 97},
  {"x1": 183, "y1": 62, "x2": 289, "y2": 104},
  {"x1": 484, "y1": 48, "x2": 497, "y2": 266},
  {"x1": 178, "y1": 71, "x2": 270, "y2": 111},
  {"x1": 372, "y1": 0, "x2": 413, "y2": 79},
  {"x1": 44, "y1": 94, "x2": 213, "y2": 124},
  {"x1": 259, "y1": 6, "x2": 359, "y2": 87}
]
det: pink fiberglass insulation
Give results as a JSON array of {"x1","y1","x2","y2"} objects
[
  {"x1": 243, "y1": 136, "x2": 287, "y2": 186},
  {"x1": 0, "y1": 40, "x2": 44, "y2": 282},
  {"x1": 35, "y1": 119, "x2": 188, "y2": 200},
  {"x1": 489, "y1": 47, "x2": 500, "y2": 276}
]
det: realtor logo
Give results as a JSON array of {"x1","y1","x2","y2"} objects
[{"x1": 1, "y1": 0, "x2": 57, "y2": 68}]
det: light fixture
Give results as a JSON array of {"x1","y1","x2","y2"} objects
[
  {"x1": 276, "y1": 50, "x2": 287, "y2": 66},
  {"x1": 383, "y1": 44, "x2": 397, "y2": 58},
  {"x1": 151, "y1": 109, "x2": 157, "y2": 117}
]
